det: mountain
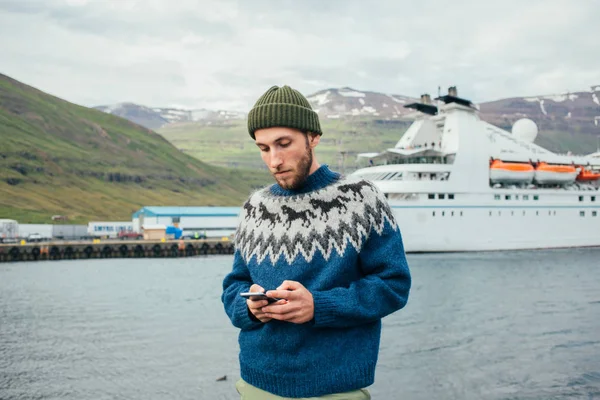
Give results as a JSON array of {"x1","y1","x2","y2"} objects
[
  {"x1": 95, "y1": 103, "x2": 246, "y2": 130},
  {"x1": 0, "y1": 74, "x2": 269, "y2": 223},
  {"x1": 103, "y1": 85, "x2": 600, "y2": 140},
  {"x1": 94, "y1": 103, "x2": 169, "y2": 130},
  {"x1": 306, "y1": 87, "x2": 415, "y2": 119},
  {"x1": 479, "y1": 86, "x2": 600, "y2": 134}
]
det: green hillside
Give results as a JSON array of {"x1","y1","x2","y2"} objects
[
  {"x1": 158, "y1": 118, "x2": 411, "y2": 172},
  {"x1": 0, "y1": 74, "x2": 270, "y2": 223}
]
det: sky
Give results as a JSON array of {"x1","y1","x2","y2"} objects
[{"x1": 1, "y1": 0, "x2": 599, "y2": 111}]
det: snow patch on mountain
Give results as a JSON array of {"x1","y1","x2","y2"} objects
[
  {"x1": 388, "y1": 95, "x2": 406, "y2": 104},
  {"x1": 339, "y1": 89, "x2": 366, "y2": 98},
  {"x1": 307, "y1": 91, "x2": 331, "y2": 106},
  {"x1": 539, "y1": 100, "x2": 547, "y2": 115}
]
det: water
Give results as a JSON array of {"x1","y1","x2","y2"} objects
[{"x1": 1, "y1": 249, "x2": 599, "y2": 400}]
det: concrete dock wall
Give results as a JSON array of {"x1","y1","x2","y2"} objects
[{"x1": 0, "y1": 239, "x2": 235, "y2": 263}]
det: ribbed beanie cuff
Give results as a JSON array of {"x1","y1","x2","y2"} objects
[{"x1": 247, "y1": 85, "x2": 322, "y2": 139}]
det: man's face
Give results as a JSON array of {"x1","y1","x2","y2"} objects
[{"x1": 254, "y1": 127, "x2": 320, "y2": 190}]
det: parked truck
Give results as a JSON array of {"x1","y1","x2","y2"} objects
[{"x1": 0, "y1": 219, "x2": 18, "y2": 243}]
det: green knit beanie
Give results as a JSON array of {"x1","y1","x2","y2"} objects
[{"x1": 247, "y1": 85, "x2": 322, "y2": 139}]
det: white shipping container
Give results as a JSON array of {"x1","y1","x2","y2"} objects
[{"x1": 87, "y1": 221, "x2": 134, "y2": 238}]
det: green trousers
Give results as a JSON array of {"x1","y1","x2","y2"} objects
[{"x1": 236, "y1": 379, "x2": 371, "y2": 400}]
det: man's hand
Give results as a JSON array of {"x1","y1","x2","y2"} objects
[
  {"x1": 246, "y1": 284, "x2": 286, "y2": 323},
  {"x1": 263, "y1": 280, "x2": 314, "y2": 324}
]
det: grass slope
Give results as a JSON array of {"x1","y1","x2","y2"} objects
[{"x1": 0, "y1": 74, "x2": 270, "y2": 223}]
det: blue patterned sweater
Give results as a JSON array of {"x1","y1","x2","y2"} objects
[{"x1": 221, "y1": 165, "x2": 411, "y2": 398}]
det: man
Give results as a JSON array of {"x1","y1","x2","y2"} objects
[{"x1": 221, "y1": 85, "x2": 411, "y2": 399}]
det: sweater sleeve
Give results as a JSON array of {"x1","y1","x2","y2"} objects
[
  {"x1": 311, "y1": 200, "x2": 411, "y2": 329},
  {"x1": 221, "y1": 250, "x2": 263, "y2": 331}
]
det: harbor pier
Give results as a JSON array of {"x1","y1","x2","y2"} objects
[{"x1": 0, "y1": 239, "x2": 234, "y2": 263}]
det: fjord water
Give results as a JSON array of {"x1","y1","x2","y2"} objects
[{"x1": 1, "y1": 249, "x2": 599, "y2": 400}]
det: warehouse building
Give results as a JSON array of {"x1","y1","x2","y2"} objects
[{"x1": 131, "y1": 206, "x2": 241, "y2": 238}]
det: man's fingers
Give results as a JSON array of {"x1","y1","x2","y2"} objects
[
  {"x1": 265, "y1": 311, "x2": 294, "y2": 321},
  {"x1": 262, "y1": 302, "x2": 295, "y2": 315},
  {"x1": 249, "y1": 284, "x2": 265, "y2": 293},
  {"x1": 276, "y1": 280, "x2": 303, "y2": 291},
  {"x1": 266, "y1": 289, "x2": 297, "y2": 300},
  {"x1": 257, "y1": 315, "x2": 272, "y2": 323},
  {"x1": 247, "y1": 299, "x2": 268, "y2": 309}
]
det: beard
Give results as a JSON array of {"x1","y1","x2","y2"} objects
[{"x1": 273, "y1": 138, "x2": 313, "y2": 190}]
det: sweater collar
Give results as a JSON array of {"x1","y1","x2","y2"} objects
[{"x1": 269, "y1": 165, "x2": 341, "y2": 196}]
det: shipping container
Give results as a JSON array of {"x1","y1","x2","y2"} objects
[
  {"x1": 87, "y1": 221, "x2": 134, "y2": 238},
  {"x1": 52, "y1": 225, "x2": 88, "y2": 240}
]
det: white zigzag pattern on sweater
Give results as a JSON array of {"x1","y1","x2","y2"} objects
[{"x1": 235, "y1": 177, "x2": 398, "y2": 265}]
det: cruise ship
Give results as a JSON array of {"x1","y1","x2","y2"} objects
[{"x1": 351, "y1": 87, "x2": 600, "y2": 252}]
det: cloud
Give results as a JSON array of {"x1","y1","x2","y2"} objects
[{"x1": 0, "y1": 0, "x2": 598, "y2": 110}]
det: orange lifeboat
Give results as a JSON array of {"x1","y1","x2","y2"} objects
[
  {"x1": 576, "y1": 168, "x2": 600, "y2": 182},
  {"x1": 489, "y1": 159, "x2": 534, "y2": 184},
  {"x1": 534, "y1": 162, "x2": 578, "y2": 184}
]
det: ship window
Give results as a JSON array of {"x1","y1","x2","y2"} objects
[
  {"x1": 448, "y1": 194, "x2": 455, "y2": 200},
  {"x1": 494, "y1": 195, "x2": 501, "y2": 200},
  {"x1": 438, "y1": 194, "x2": 445, "y2": 199},
  {"x1": 442, "y1": 211, "x2": 445, "y2": 216},
  {"x1": 593, "y1": 211, "x2": 598, "y2": 217},
  {"x1": 505, "y1": 195, "x2": 511, "y2": 200},
  {"x1": 460, "y1": 211, "x2": 463, "y2": 216},
  {"x1": 511, "y1": 211, "x2": 514, "y2": 216},
  {"x1": 432, "y1": 211, "x2": 436, "y2": 217},
  {"x1": 579, "y1": 196, "x2": 584, "y2": 202},
  {"x1": 533, "y1": 195, "x2": 539, "y2": 200},
  {"x1": 515, "y1": 195, "x2": 519, "y2": 200},
  {"x1": 489, "y1": 211, "x2": 492, "y2": 216},
  {"x1": 451, "y1": 211, "x2": 454, "y2": 216},
  {"x1": 498, "y1": 211, "x2": 501, "y2": 216},
  {"x1": 553, "y1": 211, "x2": 556, "y2": 216},
  {"x1": 536, "y1": 211, "x2": 539, "y2": 216},
  {"x1": 523, "y1": 195, "x2": 529, "y2": 200},
  {"x1": 592, "y1": 196, "x2": 596, "y2": 202},
  {"x1": 548, "y1": 211, "x2": 551, "y2": 216},
  {"x1": 428, "y1": 194, "x2": 435, "y2": 199},
  {"x1": 522, "y1": 211, "x2": 526, "y2": 216},
  {"x1": 580, "y1": 211, "x2": 585, "y2": 217}
]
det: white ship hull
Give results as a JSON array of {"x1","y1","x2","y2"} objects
[{"x1": 391, "y1": 200, "x2": 599, "y2": 252}]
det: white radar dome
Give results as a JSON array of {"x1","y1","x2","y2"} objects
[{"x1": 512, "y1": 118, "x2": 538, "y2": 142}]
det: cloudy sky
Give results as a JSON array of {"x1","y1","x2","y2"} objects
[{"x1": 1, "y1": 0, "x2": 599, "y2": 111}]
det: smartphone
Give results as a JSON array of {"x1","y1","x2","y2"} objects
[{"x1": 240, "y1": 292, "x2": 282, "y2": 303}]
